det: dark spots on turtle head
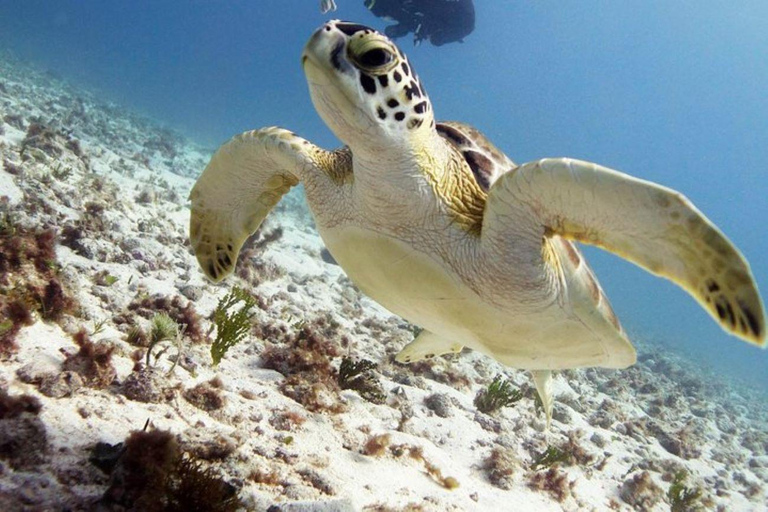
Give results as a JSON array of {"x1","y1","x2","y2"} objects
[
  {"x1": 227, "y1": 243, "x2": 233, "y2": 251},
  {"x1": 404, "y1": 81, "x2": 421, "y2": 100},
  {"x1": 221, "y1": 253, "x2": 232, "y2": 268},
  {"x1": 208, "y1": 262, "x2": 218, "y2": 280},
  {"x1": 706, "y1": 279, "x2": 720, "y2": 293},
  {"x1": 725, "y1": 302, "x2": 736, "y2": 327},
  {"x1": 336, "y1": 22, "x2": 372, "y2": 37},
  {"x1": 393, "y1": 71, "x2": 402, "y2": 83},
  {"x1": 436, "y1": 124, "x2": 470, "y2": 146},
  {"x1": 330, "y1": 41, "x2": 345, "y2": 71},
  {"x1": 378, "y1": 75, "x2": 389, "y2": 87},
  {"x1": 407, "y1": 118, "x2": 423, "y2": 130},
  {"x1": 360, "y1": 73, "x2": 377, "y2": 94},
  {"x1": 394, "y1": 111, "x2": 405, "y2": 122},
  {"x1": 463, "y1": 150, "x2": 494, "y2": 190},
  {"x1": 401, "y1": 61, "x2": 410, "y2": 76},
  {"x1": 377, "y1": 106, "x2": 386, "y2": 120},
  {"x1": 387, "y1": 98, "x2": 399, "y2": 108},
  {"x1": 413, "y1": 101, "x2": 427, "y2": 114}
]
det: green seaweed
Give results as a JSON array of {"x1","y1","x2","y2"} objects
[
  {"x1": 531, "y1": 446, "x2": 570, "y2": 471},
  {"x1": 126, "y1": 325, "x2": 145, "y2": 346},
  {"x1": 668, "y1": 470, "x2": 703, "y2": 512},
  {"x1": 0, "y1": 201, "x2": 15, "y2": 237},
  {"x1": 150, "y1": 313, "x2": 179, "y2": 344},
  {"x1": 96, "y1": 428, "x2": 240, "y2": 511},
  {"x1": 146, "y1": 313, "x2": 182, "y2": 372},
  {"x1": 51, "y1": 162, "x2": 73, "y2": 181},
  {"x1": 338, "y1": 357, "x2": 386, "y2": 404},
  {"x1": 91, "y1": 318, "x2": 108, "y2": 336},
  {"x1": 474, "y1": 375, "x2": 523, "y2": 414},
  {"x1": 0, "y1": 319, "x2": 13, "y2": 337},
  {"x1": 339, "y1": 357, "x2": 377, "y2": 383},
  {"x1": 210, "y1": 287, "x2": 257, "y2": 366}
]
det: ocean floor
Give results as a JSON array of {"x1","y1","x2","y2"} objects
[{"x1": 1, "y1": 50, "x2": 767, "y2": 512}]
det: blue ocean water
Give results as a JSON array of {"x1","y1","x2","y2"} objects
[{"x1": 1, "y1": 1, "x2": 766, "y2": 390}]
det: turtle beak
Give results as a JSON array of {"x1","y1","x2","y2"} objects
[{"x1": 303, "y1": 22, "x2": 352, "y2": 75}]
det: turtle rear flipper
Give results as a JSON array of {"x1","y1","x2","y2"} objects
[
  {"x1": 532, "y1": 370, "x2": 554, "y2": 429},
  {"x1": 189, "y1": 127, "x2": 339, "y2": 283}
]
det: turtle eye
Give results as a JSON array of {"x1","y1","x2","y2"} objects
[
  {"x1": 348, "y1": 38, "x2": 397, "y2": 74},
  {"x1": 358, "y1": 48, "x2": 393, "y2": 69}
]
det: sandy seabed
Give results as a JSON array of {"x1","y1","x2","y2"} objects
[{"x1": 0, "y1": 51, "x2": 767, "y2": 511}]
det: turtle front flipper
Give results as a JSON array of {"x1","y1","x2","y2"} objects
[
  {"x1": 483, "y1": 157, "x2": 766, "y2": 346},
  {"x1": 189, "y1": 127, "x2": 341, "y2": 283}
]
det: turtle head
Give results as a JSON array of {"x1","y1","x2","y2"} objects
[{"x1": 302, "y1": 21, "x2": 436, "y2": 156}]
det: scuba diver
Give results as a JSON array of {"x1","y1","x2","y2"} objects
[{"x1": 320, "y1": 0, "x2": 476, "y2": 47}]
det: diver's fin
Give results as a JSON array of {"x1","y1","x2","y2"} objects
[
  {"x1": 385, "y1": 23, "x2": 412, "y2": 40},
  {"x1": 395, "y1": 330, "x2": 463, "y2": 363}
]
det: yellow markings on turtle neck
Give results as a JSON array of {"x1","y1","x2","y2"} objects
[{"x1": 416, "y1": 135, "x2": 487, "y2": 236}]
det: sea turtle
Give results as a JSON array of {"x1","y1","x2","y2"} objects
[{"x1": 189, "y1": 21, "x2": 766, "y2": 424}]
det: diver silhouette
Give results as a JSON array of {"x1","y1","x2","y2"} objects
[{"x1": 320, "y1": 0, "x2": 476, "y2": 47}]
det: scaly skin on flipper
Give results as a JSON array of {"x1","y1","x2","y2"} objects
[{"x1": 189, "y1": 127, "x2": 351, "y2": 282}]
